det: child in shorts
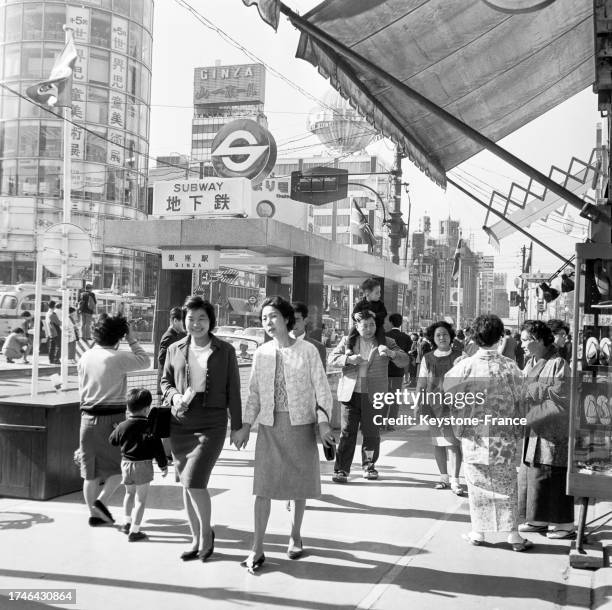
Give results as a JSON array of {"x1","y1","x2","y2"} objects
[
  {"x1": 109, "y1": 388, "x2": 168, "y2": 541},
  {"x1": 346, "y1": 278, "x2": 388, "y2": 355}
]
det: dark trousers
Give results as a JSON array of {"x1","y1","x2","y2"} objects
[
  {"x1": 334, "y1": 392, "x2": 380, "y2": 473},
  {"x1": 386, "y1": 376, "x2": 403, "y2": 419},
  {"x1": 48, "y1": 334, "x2": 61, "y2": 363}
]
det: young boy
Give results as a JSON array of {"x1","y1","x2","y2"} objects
[
  {"x1": 346, "y1": 278, "x2": 388, "y2": 355},
  {"x1": 109, "y1": 389, "x2": 168, "y2": 541}
]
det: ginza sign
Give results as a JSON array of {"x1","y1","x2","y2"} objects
[{"x1": 152, "y1": 178, "x2": 251, "y2": 217}]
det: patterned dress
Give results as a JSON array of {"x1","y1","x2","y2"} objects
[
  {"x1": 253, "y1": 349, "x2": 321, "y2": 500},
  {"x1": 443, "y1": 348, "x2": 525, "y2": 532}
]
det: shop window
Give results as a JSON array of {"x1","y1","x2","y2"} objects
[
  {"x1": 18, "y1": 120, "x2": 39, "y2": 156},
  {"x1": 3, "y1": 93, "x2": 18, "y2": 120},
  {"x1": 39, "y1": 121, "x2": 62, "y2": 157},
  {"x1": 131, "y1": 0, "x2": 144, "y2": 23},
  {"x1": 128, "y1": 21, "x2": 141, "y2": 60},
  {"x1": 85, "y1": 127, "x2": 107, "y2": 163},
  {"x1": 17, "y1": 159, "x2": 38, "y2": 196},
  {"x1": 0, "y1": 121, "x2": 18, "y2": 157},
  {"x1": 43, "y1": 4, "x2": 65, "y2": 41},
  {"x1": 91, "y1": 10, "x2": 111, "y2": 48},
  {"x1": 4, "y1": 44, "x2": 20, "y2": 79},
  {"x1": 0, "y1": 160, "x2": 17, "y2": 195},
  {"x1": 86, "y1": 101, "x2": 108, "y2": 125},
  {"x1": 21, "y1": 43, "x2": 42, "y2": 79},
  {"x1": 139, "y1": 104, "x2": 148, "y2": 136},
  {"x1": 140, "y1": 67, "x2": 151, "y2": 105},
  {"x1": 143, "y1": 0, "x2": 153, "y2": 32},
  {"x1": 113, "y1": 0, "x2": 130, "y2": 17},
  {"x1": 5, "y1": 4, "x2": 22, "y2": 43},
  {"x1": 141, "y1": 30, "x2": 152, "y2": 65},
  {"x1": 89, "y1": 49, "x2": 109, "y2": 85},
  {"x1": 23, "y1": 4, "x2": 42, "y2": 41},
  {"x1": 127, "y1": 60, "x2": 139, "y2": 98},
  {"x1": 39, "y1": 160, "x2": 61, "y2": 197}
]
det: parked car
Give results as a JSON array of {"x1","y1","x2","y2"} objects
[
  {"x1": 242, "y1": 327, "x2": 265, "y2": 343},
  {"x1": 216, "y1": 325, "x2": 244, "y2": 335},
  {"x1": 214, "y1": 333, "x2": 260, "y2": 363}
]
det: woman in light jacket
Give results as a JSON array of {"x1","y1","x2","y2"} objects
[{"x1": 233, "y1": 296, "x2": 334, "y2": 571}]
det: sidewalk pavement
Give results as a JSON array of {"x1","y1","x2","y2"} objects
[{"x1": 0, "y1": 424, "x2": 610, "y2": 610}]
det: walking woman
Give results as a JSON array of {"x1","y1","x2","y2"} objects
[
  {"x1": 161, "y1": 296, "x2": 243, "y2": 562},
  {"x1": 78, "y1": 314, "x2": 150, "y2": 526},
  {"x1": 518, "y1": 320, "x2": 574, "y2": 539},
  {"x1": 233, "y1": 296, "x2": 334, "y2": 571},
  {"x1": 416, "y1": 321, "x2": 464, "y2": 495},
  {"x1": 444, "y1": 314, "x2": 531, "y2": 551}
]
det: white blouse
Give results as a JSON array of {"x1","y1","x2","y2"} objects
[{"x1": 188, "y1": 343, "x2": 212, "y2": 391}]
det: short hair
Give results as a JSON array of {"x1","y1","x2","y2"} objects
[
  {"x1": 456, "y1": 329, "x2": 465, "y2": 340},
  {"x1": 352, "y1": 309, "x2": 376, "y2": 323},
  {"x1": 361, "y1": 277, "x2": 381, "y2": 292},
  {"x1": 21, "y1": 311, "x2": 31, "y2": 318},
  {"x1": 48, "y1": 300, "x2": 56, "y2": 309},
  {"x1": 389, "y1": 313, "x2": 403, "y2": 327},
  {"x1": 260, "y1": 295, "x2": 295, "y2": 330},
  {"x1": 473, "y1": 314, "x2": 504, "y2": 347},
  {"x1": 292, "y1": 301, "x2": 308, "y2": 319},
  {"x1": 12, "y1": 327, "x2": 24, "y2": 334},
  {"x1": 182, "y1": 295, "x2": 216, "y2": 331},
  {"x1": 425, "y1": 321, "x2": 456, "y2": 345},
  {"x1": 504, "y1": 329, "x2": 511, "y2": 336},
  {"x1": 522, "y1": 319, "x2": 554, "y2": 346},
  {"x1": 93, "y1": 314, "x2": 129, "y2": 346},
  {"x1": 169, "y1": 306, "x2": 183, "y2": 322},
  {"x1": 85, "y1": 283, "x2": 92, "y2": 289},
  {"x1": 126, "y1": 388, "x2": 152, "y2": 412},
  {"x1": 69, "y1": 306, "x2": 75, "y2": 314},
  {"x1": 547, "y1": 319, "x2": 570, "y2": 335}
]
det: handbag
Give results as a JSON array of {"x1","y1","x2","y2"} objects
[
  {"x1": 148, "y1": 405, "x2": 172, "y2": 439},
  {"x1": 316, "y1": 405, "x2": 336, "y2": 461}
]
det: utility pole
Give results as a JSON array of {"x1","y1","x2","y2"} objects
[{"x1": 519, "y1": 245, "x2": 526, "y2": 328}]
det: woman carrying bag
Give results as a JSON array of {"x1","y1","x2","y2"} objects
[{"x1": 233, "y1": 295, "x2": 334, "y2": 571}]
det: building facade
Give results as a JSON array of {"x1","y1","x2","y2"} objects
[{"x1": 0, "y1": 0, "x2": 157, "y2": 294}]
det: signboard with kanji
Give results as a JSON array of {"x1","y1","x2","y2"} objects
[
  {"x1": 161, "y1": 250, "x2": 220, "y2": 270},
  {"x1": 152, "y1": 178, "x2": 251, "y2": 217},
  {"x1": 194, "y1": 63, "x2": 265, "y2": 106}
]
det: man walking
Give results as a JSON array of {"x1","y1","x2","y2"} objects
[
  {"x1": 291, "y1": 301, "x2": 326, "y2": 369},
  {"x1": 329, "y1": 310, "x2": 409, "y2": 482},
  {"x1": 385, "y1": 313, "x2": 412, "y2": 430},
  {"x1": 45, "y1": 301, "x2": 61, "y2": 364},
  {"x1": 79, "y1": 284, "x2": 97, "y2": 342}
]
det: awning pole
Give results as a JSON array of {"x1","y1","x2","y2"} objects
[
  {"x1": 281, "y1": 3, "x2": 610, "y2": 226},
  {"x1": 447, "y1": 175, "x2": 574, "y2": 267}
]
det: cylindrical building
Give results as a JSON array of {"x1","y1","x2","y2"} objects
[{"x1": 0, "y1": 0, "x2": 157, "y2": 295}]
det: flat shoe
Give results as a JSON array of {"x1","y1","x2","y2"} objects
[
  {"x1": 88, "y1": 516, "x2": 108, "y2": 527},
  {"x1": 241, "y1": 553, "x2": 265, "y2": 572},
  {"x1": 518, "y1": 523, "x2": 548, "y2": 533},
  {"x1": 546, "y1": 530, "x2": 576, "y2": 540},
  {"x1": 511, "y1": 539, "x2": 533, "y2": 552},
  {"x1": 180, "y1": 549, "x2": 200, "y2": 561},
  {"x1": 461, "y1": 533, "x2": 483, "y2": 546},
  {"x1": 435, "y1": 481, "x2": 449, "y2": 490}
]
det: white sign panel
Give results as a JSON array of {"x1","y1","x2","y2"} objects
[
  {"x1": 251, "y1": 176, "x2": 308, "y2": 229},
  {"x1": 153, "y1": 178, "x2": 251, "y2": 217},
  {"x1": 67, "y1": 6, "x2": 90, "y2": 44},
  {"x1": 111, "y1": 15, "x2": 128, "y2": 53},
  {"x1": 161, "y1": 250, "x2": 220, "y2": 270}
]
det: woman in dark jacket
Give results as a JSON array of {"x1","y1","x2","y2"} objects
[
  {"x1": 161, "y1": 296, "x2": 244, "y2": 562},
  {"x1": 518, "y1": 320, "x2": 574, "y2": 539}
]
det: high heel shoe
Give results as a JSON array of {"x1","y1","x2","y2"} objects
[
  {"x1": 241, "y1": 552, "x2": 265, "y2": 572},
  {"x1": 199, "y1": 530, "x2": 215, "y2": 562}
]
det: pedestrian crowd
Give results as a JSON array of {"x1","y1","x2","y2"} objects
[{"x1": 73, "y1": 276, "x2": 575, "y2": 573}]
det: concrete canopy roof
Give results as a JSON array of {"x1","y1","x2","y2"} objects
[{"x1": 101, "y1": 217, "x2": 410, "y2": 286}]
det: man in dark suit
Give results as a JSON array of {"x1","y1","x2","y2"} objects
[
  {"x1": 291, "y1": 301, "x2": 326, "y2": 370},
  {"x1": 385, "y1": 313, "x2": 412, "y2": 430}
]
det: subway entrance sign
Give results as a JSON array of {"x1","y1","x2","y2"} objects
[{"x1": 290, "y1": 167, "x2": 348, "y2": 205}]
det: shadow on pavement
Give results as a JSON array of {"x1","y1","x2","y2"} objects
[{"x1": 0, "y1": 511, "x2": 54, "y2": 530}]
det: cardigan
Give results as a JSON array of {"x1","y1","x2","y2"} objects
[
  {"x1": 160, "y1": 334, "x2": 242, "y2": 430},
  {"x1": 243, "y1": 339, "x2": 332, "y2": 427},
  {"x1": 329, "y1": 335, "x2": 410, "y2": 403}
]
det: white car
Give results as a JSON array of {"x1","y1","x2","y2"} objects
[
  {"x1": 216, "y1": 325, "x2": 244, "y2": 335},
  {"x1": 214, "y1": 333, "x2": 260, "y2": 363}
]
